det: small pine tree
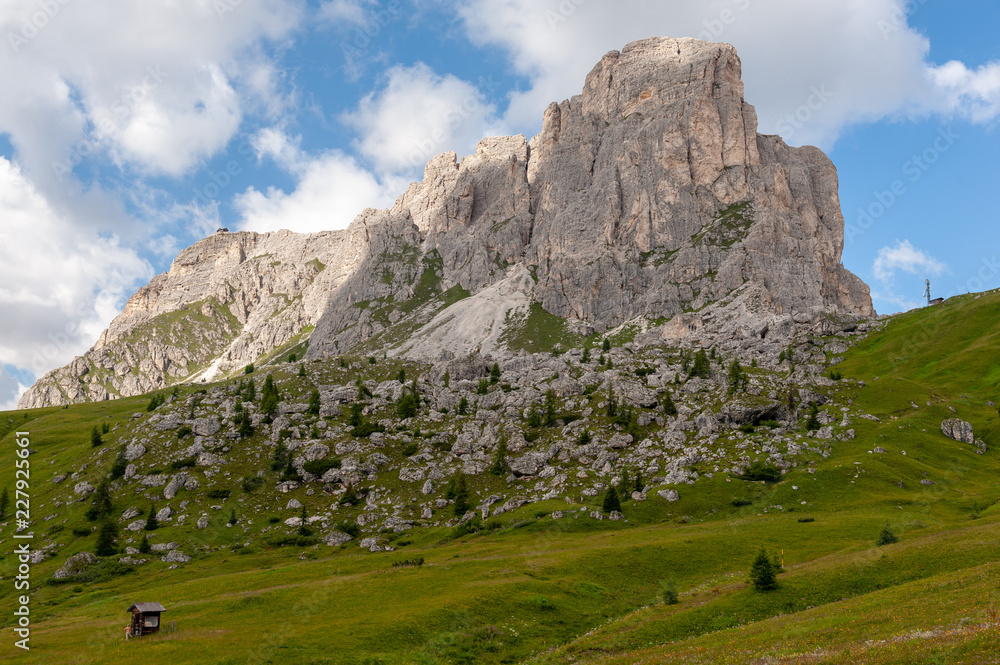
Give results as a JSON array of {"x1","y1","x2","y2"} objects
[
  {"x1": 138, "y1": 534, "x2": 152, "y2": 554},
  {"x1": 578, "y1": 430, "x2": 592, "y2": 446},
  {"x1": 727, "y1": 359, "x2": 745, "y2": 395},
  {"x1": 602, "y1": 486, "x2": 622, "y2": 514},
  {"x1": 144, "y1": 504, "x2": 159, "y2": 531},
  {"x1": 526, "y1": 405, "x2": 542, "y2": 428},
  {"x1": 85, "y1": 480, "x2": 113, "y2": 522},
  {"x1": 749, "y1": 548, "x2": 778, "y2": 591},
  {"x1": 661, "y1": 390, "x2": 677, "y2": 417},
  {"x1": 340, "y1": 484, "x2": 358, "y2": 506},
  {"x1": 778, "y1": 349, "x2": 786, "y2": 363},
  {"x1": 602, "y1": 338, "x2": 611, "y2": 352},
  {"x1": 617, "y1": 469, "x2": 632, "y2": 500},
  {"x1": 457, "y1": 397, "x2": 469, "y2": 416},
  {"x1": 806, "y1": 402, "x2": 821, "y2": 431},
  {"x1": 101, "y1": 422, "x2": 110, "y2": 434},
  {"x1": 490, "y1": 362, "x2": 501, "y2": 384},
  {"x1": 298, "y1": 505, "x2": 311, "y2": 536},
  {"x1": 876, "y1": 525, "x2": 898, "y2": 546},
  {"x1": 95, "y1": 520, "x2": 119, "y2": 557},
  {"x1": 634, "y1": 472, "x2": 644, "y2": 494},
  {"x1": 237, "y1": 410, "x2": 255, "y2": 438},
  {"x1": 606, "y1": 388, "x2": 618, "y2": 418},
  {"x1": 347, "y1": 403, "x2": 364, "y2": 428},
  {"x1": 260, "y1": 374, "x2": 281, "y2": 421},
  {"x1": 245, "y1": 363, "x2": 255, "y2": 374},
  {"x1": 490, "y1": 437, "x2": 509, "y2": 477},
  {"x1": 476, "y1": 379, "x2": 489, "y2": 395},
  {"x1": 661, "y1": 579, "x2": 679, "y2": 605},
  {"x1": 288, "y1": 354, "x2": 297, "y2": 363},
  {"x1": 598, "y1": 353, "x2": 605, "y2": 366},
  {"x1": 581, "y1": 347, "x2": 591, "y2": 363},
  {"x1": 0, "y1": 487, "x2": 8, "y2": 520},
  {"x1": 228, "y1": 509, "x2": 238, "y2": 526},
  {"x1": 442, "y1": 371, "x2": 450, "y2": 388},
  {"x1": 787, "y1": 389, "x2": 797, "y2": 413},
  {"x1": 544, "y1": 389, "x2": 558, "y2": 427},
  {"x1": 397, "y1": 390, "x2": 418, "y2": 419},
  {"x1": 397, "y1": 368, "x2": 406, "y2": 384},
  {"x1": 244, "y1": 379, "x2": 256, "y2": 402},
  {"x1": 298, "y1": 364, "x2": 307, "y2": 378},
  {"x1": 453, "y1": 475, "x2": 470, "y2": 516},
  {"x1": 689, "y1": 349, "x2": 711, "y2": 379},
  {"x1": 90, "y1": 426, "x2": 103, "y2": 448},
  {"x1": 444, "y1": 477, "x2": 457, "y2": 501},
  {"x1": 307, "y1": 388, "x2": 321, "y2": 416}
]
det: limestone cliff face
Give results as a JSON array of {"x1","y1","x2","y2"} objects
[
  {"x1": 20, "y1": 37, "x2": 873, "y2": 408},
  {"x1": 18, "y1": 230, "x2": 361, "y2": 408}
]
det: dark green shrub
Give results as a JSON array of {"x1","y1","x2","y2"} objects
[
  {"x1": 90, "y1": 426, "x2": 103, "y2": 448},
  {"x1": 302, "y1": 459, "x2": 341, "y2": 476},
  {"x1": 490, "y1": 363, "x2": 501, "y2": 384},
  {"x1": 350, "y1": 422, "x2": 385, "y2": 438},
  {"x1": 146, "y1": 394, "x2": 165, "y2": 411},
  {"x1": 877, "y1": 525, "x2": 898, "y2": 546},
  {"x1": 736, "y1": 460, "x2": 782, "y2": 483},
  {"x1": 731, "y1": 498, "x2": 753, "y2": 507},
  {"x1": 176, "y1": 425, "x2": 193, "y2": 439},
  {"x1": 139, "y1": 535, "x2": 152, "y2": 554},
  {"x1": 402, "y1": 442, "x2": 419, "y2": 457},
  {"x1": 72, "y1": 526, "x2": 91, "y2": 537},
  {"x1": 170, "y1": 457, "x2": 196, "y2": 470},
  {"x1": 661, "y1": 390, "x2": 677, "y2": 417},
  {"x1": 245, "y1": 363, "x2": 254, "y2": 374},
  {"x1": 242, "y1": 476, "x2": 265, "y2": 493},
  {"x1": 338, "y1": 520, "x2": 360, "y2": 538},
  {"x1": 207, "y1": 489, "x2": 231, "y2": 500}
]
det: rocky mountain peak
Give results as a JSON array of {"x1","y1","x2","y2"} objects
[{"x1": 20, "y1": 37, "x2": 872, "y2": 409}]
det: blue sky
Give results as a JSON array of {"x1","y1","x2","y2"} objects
[{"x1": 1, "y1": 0, "x2": 999, "y2": 408}]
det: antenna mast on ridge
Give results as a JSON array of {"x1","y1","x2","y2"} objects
[{"x1": 924, "y1": 279, "x2": 932, "y2": 306}]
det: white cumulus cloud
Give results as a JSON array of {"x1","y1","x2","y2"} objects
[
  {"x1": 873, "y1": 240, "x2": 946, "y2": 283},
  {"x1": 450, "y1": 0, "x2": 1000, "y2": 148},
  {"x1": 342, "y1": 62, "x2": 504, "y2": 175},
  {"x1": 0, "y1": 157, "x2": 152, "y2": 383}
]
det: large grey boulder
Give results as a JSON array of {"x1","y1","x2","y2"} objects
[
  {"x1": 941, "y1": 419, "x2": 974, "y2": 444},
  {"x1": 53, "y1": 552, "x2": 97, "y2": 579}
]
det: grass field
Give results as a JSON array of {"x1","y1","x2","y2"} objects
[{"x1": 2, "y1": 291, "x2": 1000, "y2": 664}]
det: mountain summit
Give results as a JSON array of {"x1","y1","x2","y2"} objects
[{"x1": 20, "y1": 37, "x2": 872, "y2": 409}]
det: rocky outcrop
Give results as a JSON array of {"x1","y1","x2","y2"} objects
[{"x1": 22, "y1": 37, "x2": 872, "y2": 408}]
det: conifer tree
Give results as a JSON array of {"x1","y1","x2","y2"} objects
[
  {"x1": 602, "y1": 486, "x2": 622, "y2": 513},
  {"x1": 95, "y1": 520, "x2": 118, "y2": 557},
  {"x1": 749, "y1": 549, "x2": 778, "y2": 591},
  {"x1": 85, "y1": 480, "x2": 113, "y2": 522},
  {"x1": 144, "y1": 504, "x2": 159, "y2": 531},
  {"x1": 453, "y1": 475, "x2": 470, "y2": 516},
  {"x1": 307, "y1": 388, "x2": 321, "y2": 416}
]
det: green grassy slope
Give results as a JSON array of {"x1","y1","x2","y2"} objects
[{"x1": 2, "y1": 292, "x2": 1000, "y2": 664}]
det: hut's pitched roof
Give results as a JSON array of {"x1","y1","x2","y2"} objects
[{"x1": 129, "y1": 602, "x2": 166, "y2": 613}]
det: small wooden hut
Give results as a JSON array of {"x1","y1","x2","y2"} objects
[{"x1": 128, "y1": 602, "x2": 166, "y2": 637}]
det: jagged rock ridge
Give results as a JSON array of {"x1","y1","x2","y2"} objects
[{"x1": 20, "y1": 37, "x2": 872, "y2": 409}]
